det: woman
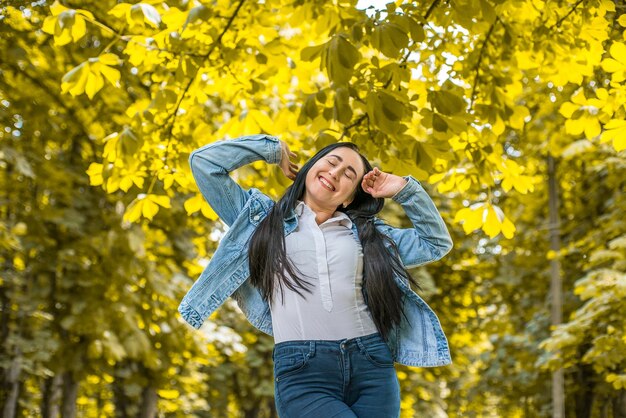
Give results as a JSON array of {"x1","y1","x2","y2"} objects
[{"x1": 178, "y1": 134, "x2": 453, "y2": 417}]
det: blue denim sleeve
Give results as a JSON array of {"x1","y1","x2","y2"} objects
[
  {"x1": 374, "y1": 175, "x2": 453, "y2": 268},
  {"x1": 189, "y1": 134, "x2": 282, "y2": 226}
]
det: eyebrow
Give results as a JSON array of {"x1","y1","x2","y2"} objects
[{"x1": 327, "y1": 154, "x2": 358, "y2": 177}]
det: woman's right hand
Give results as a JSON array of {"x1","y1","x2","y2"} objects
[{"x1": 279, "y1": 140, "x2": 299, "y2": 180}]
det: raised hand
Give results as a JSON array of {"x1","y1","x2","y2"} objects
[
  {"x1": 279, "y1": 140, "x2": 299, "y2": 180},
  {"x1": 361, "y1": 167, "x2": 408, "y2": 199}
]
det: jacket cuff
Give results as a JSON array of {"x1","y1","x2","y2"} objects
[
  {"x1": 178, "y1": 300, "x2": 204, "y2": 329},
  {"x1": 391, "y1": 175, "x2": 424, "y2": 203},
  {"x1": 266, "y1": 135, "x2": 282, "y2": 165}
]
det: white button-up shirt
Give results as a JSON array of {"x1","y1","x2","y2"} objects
[{"x1": 269, "y1": 200, "x2": 378, "y2": 343}]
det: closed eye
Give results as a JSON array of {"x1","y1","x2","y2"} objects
[{"x1": 327, "y1": 160, "x2": 354, "y2": 180}]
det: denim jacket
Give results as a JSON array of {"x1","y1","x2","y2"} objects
[{"x1": 178, "y1": 134, "x2": 454, "y2": 367}]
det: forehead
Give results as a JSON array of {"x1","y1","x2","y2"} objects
[{"x1": 325, "y1": 147, "x2": 366, "y2": 175}]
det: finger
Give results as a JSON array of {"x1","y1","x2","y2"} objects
[{"x1": 290, "y1": 151, "x2": 297, "y2": 158}]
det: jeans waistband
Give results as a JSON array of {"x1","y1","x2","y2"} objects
[{"x1": 274, "y1": 332, "x2": 385, "y2": 352}]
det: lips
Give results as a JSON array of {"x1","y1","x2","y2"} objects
[{"x1": 318, "y1": 176, "x2": 335, "y2": 191}]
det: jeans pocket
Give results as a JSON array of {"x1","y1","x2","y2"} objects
[
  {"x1": 273, "y1": 347, "x2": 310, "y2": 381},
  {"x1": 361, "y1": 341, "x2": 395, "y2": 368}
]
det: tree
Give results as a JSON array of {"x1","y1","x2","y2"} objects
[{"x1": 2, "y1": 0, "x2": 626, "y2": 416}]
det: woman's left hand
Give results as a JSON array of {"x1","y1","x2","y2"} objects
[{"x1": 361, "y1": 167, "x2": 408, "y2": 199}]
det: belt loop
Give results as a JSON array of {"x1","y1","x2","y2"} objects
[
  {"x1": 355, "y1": 336, "x2": 365, "y2": 352},
  {"x1": 309, "y1": 341, "x2": 315, "y2": 357}
]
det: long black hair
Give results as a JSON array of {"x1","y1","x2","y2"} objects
[{"x1": 248, "y1": 142, "x2": 420, "y2": 341}]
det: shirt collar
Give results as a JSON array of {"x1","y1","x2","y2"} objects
[{"x1": 295, "y1": 200, "x2": 353, "y2": 229}]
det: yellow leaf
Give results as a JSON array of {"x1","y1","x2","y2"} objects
[
  {"x1": 99, "y1": 53, "x2": 120, "y2": 66},
  {"x1": 158, "y1": 389, "x2": 180, "y2": 400},
  {"x1": 108, "y1": 3, "x2": 131, "y2": 20},
  {"x1": 509, "y1": 106, "x2": 529, "y2": 129},
  {"x1": 457, "y1": 177, "x2": 471, "y2": 192},
  {"x1": 142, "y1": 199, "x2": 159, "y2": 220},
  {"x1": 565, "y1": 117, "x2": 585, "y2": 136},
  {"x1": 85, "y1": 70, "x2": 104, "y2": 99},
  {"x1": 124, "y1": 199, "x2": 144, "y2": 223},
  {"x1": 559, "y1": 101, "x2": 579, "y2": 118},
  {"x1": 184, "y1": 194, "x2": 202, "y2": 215},
  {"x1": 602, "y1": 58, "x2": 623, "y2": 73},
  {"x1": 249, "y1": 110, "x2": 274, "y2": 134},
  {"x1": 71, "y1": 14, "x2": 86, "y2": 42},
  {"x1": 492, "y1": 116, "x2": 505, "y2": 136},
  {"x1": 200, "y1": 200, "x2": 219, "y2": 220},
  {"x1": 601, "y1": 119, "x2": 626, "y2": 152},
  {"x1": 501, "y1": 217, "x2": 515, "y2": 239},
  {"x1": 86, "y1": 163, "x2": 103, "y2": 186},
  {"x1": 119, "y1": 176, "x2": 133, "y2": 192},
  {"x1": 454, "y1": 205, "x2": 484, "y2": 234},
  {"x1": 149, "y1": 195, "x2": 171, "y2": 208},
  {"x1": 99, "y1": 65, "x2": 121, "y2": 87},
  {"x1": 49, "y1": 1, "x2": 69, "y2": 16},
  {"x1": 61, "y1": 62, "x2": 89, "y2": 96},
  {"x1": 601, "y1": 0, "x2": 615, "y2": 12},
  {"x1": 482, "y1": 206, "x2": 500, "y2": 238}
]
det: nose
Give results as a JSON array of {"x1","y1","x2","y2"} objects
[{"x1": 328, "y1": 167, "x2": 340, "y2": 179}]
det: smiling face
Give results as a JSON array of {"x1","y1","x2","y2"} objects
[{"x1": 302, "y1": 146, "x2": 367, "y2": 210}]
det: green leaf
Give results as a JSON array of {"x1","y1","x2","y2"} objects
[
  {"x1": 429, "y1": 90, "x2": 466, "y2": 115},
  {"x1": 300, "y1": 43, "x2": 325, "y2": 62}
]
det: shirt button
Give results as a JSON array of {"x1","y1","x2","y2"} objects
[{"x1": 253, "y1": 215, "x2": 260, "y2": 221}]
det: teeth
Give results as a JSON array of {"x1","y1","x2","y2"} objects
[{"x1": 319, "y1": 177, "x2": 334, "y2": 191}]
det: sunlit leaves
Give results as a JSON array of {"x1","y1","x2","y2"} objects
[
  {"x1": 184, "y1": 194, "x2": 219, "y2": 220},
  {"x1": 325, "y1": 34, "x2": 361, "y2": 84},
  {"x1": 429, "y1": 90, "x2": 466, "y2": 116},
  {"x1": 601, "y1": 42, "x2": 626, "y2": 82},
  {"x1": 184, "y1": 5, "x2": 211, "y2": 29},
  {"x1": 302, "y1": 34, "x2": 360, "y2": 85},
  {"x1": 559, "y1": 89, "x2": 610, "y2": 139},
  {"x1": 61, "y1": 54, "x2": 121, "y2": 99},
  {"x1": 496, "y1": 158, "x2": 536, "y2": 194},
  {"x1": 367, "y1": 90, "x2": 407, "y2": 134},
  {"x1": 371, "y1": 21, "x2": 409, "y2": 59},
  {"x1": 42, "y1": 2, "x2": 94, "y2": 46},
  {"x1": 109, "y1": 3, "x2": 162, "y2": 29},
  {"x1": 102, "y1": 127, "x2": 141, "y2": 163},
  {"x1": 86, "y1": 162, "x2": 104, "y2": 186},
  {"x1": 124, "y1": 194, "x2": 171, "y2": 222},
  {"x1": 600, "y1": 119, "x2": 626, "y2": 152},
  {"x1": 454, "y1": 202, "x2": 515, "y2": 239}
]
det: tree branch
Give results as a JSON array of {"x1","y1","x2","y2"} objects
[
  {"x1": 162, "y1": 0, "x2": 247, "y2": 148},
  {"x1": 423, "y1": 0, "x2": 441, "y2": 20},
  {"x1": 470, "y1": 19, "x2": 499, "y2": 111},
  {"x1": 550, "y1": 0, "x2": 585, "y2": 30}
]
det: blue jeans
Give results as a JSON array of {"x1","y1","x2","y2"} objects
[{"x1": 272, "y1": 332, "x2": 401, "y2": 418}]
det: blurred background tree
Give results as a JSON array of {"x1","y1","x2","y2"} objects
[{"x1": 1, "y1": 0, "x2": 625, "y2": 416}]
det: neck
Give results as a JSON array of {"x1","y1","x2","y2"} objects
[{"x1": 301, "y1": 196, "x2": 338, "y2": 225}]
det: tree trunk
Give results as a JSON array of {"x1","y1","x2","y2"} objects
[
  {"x1": 574, "y1": 363, "x2": 594, "y2": 418},
  {"x1": 41, "y1": 373, "x2": 62, "y2": 418},
  {"x1": 2, "y1": 348, "x2": 21, "y2": 418},
  {"x1": 138, "y1": 386, "x2": 158, "y2": 418},
  {"x1": 614, "y1": 390, "x2": 626, "y2": 418},
  {"x1": 601, "y1": 397, "x2": 609, "y2": 418},
  {"x1": 60, "y1": 371, "x2": 78, "y2": 418},
  {"x1": 547, "y1": 154, "x2": 565, "y2": 418},
  {"x1": 113, "y1": 379, "x2": 129, "y2": 418}
]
